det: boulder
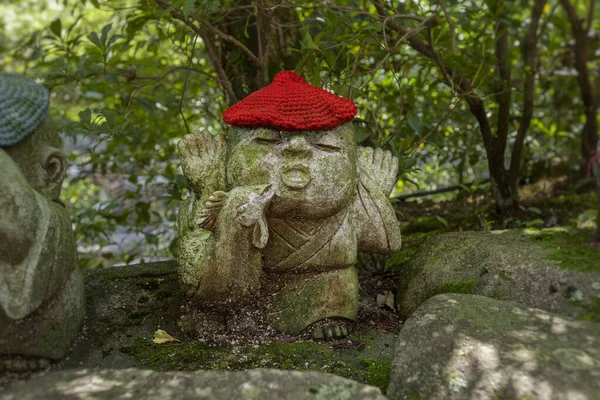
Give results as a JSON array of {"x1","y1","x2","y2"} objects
[
  {"x1": 397, "y1": 230, "x2": 600, "y2": 321},
  {"x1": 2, "y1": 368, "x2": 387, "y2": 400},
  {"x1": 388, "y1": 293, "x2": 600, "y2": 400}
]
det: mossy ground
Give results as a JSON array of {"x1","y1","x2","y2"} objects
[
  {"x1": 120, "y1": 335, "x2": 393, "y2": 392},
  {"x1": 58, "y1": 262, "x2": 398, "y2": 394}
]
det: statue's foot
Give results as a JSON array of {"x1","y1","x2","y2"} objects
[{"x1": 309, "y1": 318, "x2": 354, "y2": 340}]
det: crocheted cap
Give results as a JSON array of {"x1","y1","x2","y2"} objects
[
  {"x1": 0, "y1": 73, "x2": 49, "y2": 147},
  {"x1": 223, "y1": 71, "x2": 357, "y2": 131}
]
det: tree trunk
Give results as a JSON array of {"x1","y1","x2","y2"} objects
[{"x1": 560, "y1": 0, "x2": 599, "y2": 172}]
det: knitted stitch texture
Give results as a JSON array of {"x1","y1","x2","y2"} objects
[
  {"x1": 223, "y1": 71, "x2": 356, "y2": 131},
  {"x1": 0, "y1": 73, "x2": 49, "y2": 147}
]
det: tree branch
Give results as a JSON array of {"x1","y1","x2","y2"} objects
[
  {"x1": 370, "y1": 0, "x2": 495, "y2": 154},
  {"x1": 151, "y1": 0, "x2": 237, "y2": 103},
  {"x1": 201, "y1": 31, "x2": 237, "y2": 104},
  {"x1": 509, "y1": 0, "x2": 547, "y2": 177},
  {"x1": 560, "y1": 0, "x2": 599, "y2": 160},
  {"x1": 155, "y1": 0, "x2": 260, "y2": 68},
  {"x1": 587, "y1": 0, "x2": 597, "y2": 33},
  {"x1": 493, "y1": 9, "x2": 512, "y2": 153},
  {"x1": 437, "y1": 0, "x2": 456, "y2": 54}
]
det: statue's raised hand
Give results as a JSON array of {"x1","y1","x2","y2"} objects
[
  {"x1": 177, "y1": 130, "x2": 226, "y2": 197},
  {"x1": 235, "y1": 184, "x2": 275, "y2": 249},
  {"x1": 357, "y1": 147, "x2": 399, "y2": 194}
]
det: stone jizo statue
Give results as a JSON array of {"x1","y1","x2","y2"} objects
[
  {"x1": 177, "y1": 71, "x2": 401, "y2": 339},
  {"x1": 0, "y1": 74, "x2": 84, "y2": 368}
]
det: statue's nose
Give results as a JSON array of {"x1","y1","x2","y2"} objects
[{"x1": 282, "y1": 136, "x2": 312, "y2": 157}]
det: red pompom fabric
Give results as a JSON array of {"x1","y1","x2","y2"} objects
[{"x1": 223, "y1": 71, "x2": 357, "y2": 131}]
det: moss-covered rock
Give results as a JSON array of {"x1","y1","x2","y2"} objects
[
  {"x1": 397, "y1": 229, "x2": 600, "y2": 321},
  {"x1": 400, "y1": 216, "x2": 448, "y2": 235},
  {"x1": 388, "y1": 294, "x2": 600, "y2": 400}
]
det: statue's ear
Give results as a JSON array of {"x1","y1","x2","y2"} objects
[{"x1": 41, "y1": 147, "x2": 67, "y2": 200}]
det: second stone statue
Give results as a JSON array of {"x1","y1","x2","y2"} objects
[{"x1": 177, "y1": 71, "x2": 401, "y2": 339}]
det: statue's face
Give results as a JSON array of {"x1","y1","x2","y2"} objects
[
  {"x1": 3, "y1": 118, "x2": 66, "y2": 201},
  {"x1": 227, "y1": 123, "x2": 357, "y2": 219}
]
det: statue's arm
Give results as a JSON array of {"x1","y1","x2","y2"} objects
[
  {"x1": 178, "y1": 185, "x2": 272, "y2": 307},
  {"x1": 0, "y1": 149, "x2": 39, "y2": 265},
  {"x1": 352, "y1": 147, "x2": 402, "y2": 254}
]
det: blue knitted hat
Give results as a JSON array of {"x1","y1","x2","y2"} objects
[{"x1": 0, "y1": 73, "x2": 49, "y2": 147}]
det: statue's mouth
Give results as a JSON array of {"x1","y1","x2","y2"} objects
[{"x1": 281, "y1": 164, "x2": 311, "y2": 189}]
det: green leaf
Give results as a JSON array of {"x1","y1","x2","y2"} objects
[
  {"x1": 304, "y1": 30, "x2": 319, "y2": 50},
  {"x1": 78, "y1": 108, "x2": 92, "y2": 124},
  {"x1": 354, "y1": 125, "x2": 370, "y2": 143},
  {"x1": 50, "y1": 18, "x2": 62, "y2": 38},
  {"x1": 182, "y1": 0, "x2": 196, "y2": 19},
  {"x1": 90, "y1": 0, "x2": 100, "y2": 7},
  {"x1": 105, "y1": 73, "x2": 118, "y2": 83},
  {"x1": 101, "y1": 108, "x2": 118, "y2": 127},
  {"x1": 407, "y1": 115, "x2": 423, "y2": 135},
  {"x1": 324, "y1": 51, "x2": 336, "y2": 69},
  {"x1": 527, "y1": 207, "x2": 542, "y2": 215},
  {"x1": 87, "y1": 32, "x2": 102, "y2": 49},
  {"x1": 100, "y1": 24, "x2": 112, "y2": 46},
  {"x1": 434, "y1": 215, "x2": 449, "y2": 227}
]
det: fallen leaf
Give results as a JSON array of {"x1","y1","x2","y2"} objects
[
  {"x1": 153, "y1": 329, "x2": 179, "y2": 344},
  {"x1": 376, "y1": 290, "x2": 396, "y2": 311}
]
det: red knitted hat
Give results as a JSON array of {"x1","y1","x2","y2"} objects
[{"x1": 223, "y1": 71, "x2": 357, "y2": 131}]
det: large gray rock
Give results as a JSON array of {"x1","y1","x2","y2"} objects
[
  {"x1": 397, "y1": 230, "x2": 600, "y2": 320},
  {"x1": 388, "y1": 293, "x2": 600, "y2": 400},
  {"x1": 1, "y1": 368, "x2": 387, "y2": 400}
]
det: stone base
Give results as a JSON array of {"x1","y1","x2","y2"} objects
[
  {"x1": 265, "y1": 267, "x2": 359, "y2": 335},
  {"x1": 0, "y1": 269, "x2": 85, "y2": 361}
]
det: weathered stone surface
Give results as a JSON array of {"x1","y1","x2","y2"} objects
[
  {"x1": 0, "y1": 269, "x2": 84, "y2": 361},
  {"x1": 0, "y1": 74, "x2": 84, "y2": 363},
  {"x1": 397, "y1": 230, "x2": 600, "y2": 320},
  {"x1": 176, "y1": 71, "x2": 402, "y2": 337},
  {"x1": 1, "y1": 368, "x2": 388, "y2": 400},
  {"x1": 388, "y1": 293, "x2": 600, "y2": 400}
]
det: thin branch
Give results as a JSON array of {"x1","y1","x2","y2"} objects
[
  {"x1": 538, "y1": 1, "x2": 560, "y2": 38},
  {"x1": 509, "y1": 0, "x2": 547, "y2": 177},
  {"x1": 201, "y1": 30, "x2": 237, "y2": 104},
  {"x1": 150, "y1": 0, "x2": 237, "y2": 103},
  {"x1": 493, "y1": 15, "x2": 512, "y2": 152},
  {"x1": 180, "y1": 34, "x2": 199, "y2": 134},
  {"x1": 587, "y1": 0, "x2": 597, "y2": 33},
  {"x1": 410, "y1": 95, "x2": 464, "y2": 154},
  {"x1": 437, "y1": 0, "x2": 456, "y2": 54},
  {"x1": 154, "y1": 0, "x2": 260, "y2": 68}
]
